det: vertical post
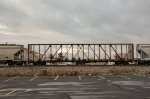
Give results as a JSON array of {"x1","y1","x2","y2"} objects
[
  {"x1": 141, "y1": 46, "x2": 142, "y2": 59},
  {"x1": 56, "y1": 45, "x2": 57, "y2": 59},
  {"x1": 88, "y1": 45, "x2": 89, "y2": 60},
  {"x1": 94, "y1": 45, "x2": 95, "y2": 61},
  {"x1": 77, "y1": 45, "x2": 79, "y2": 59},
  {"x1": 67, "y1": 45, "x2": 68, "y2": 59},
  {"x1": 132, "y1": 44, "x2": 134, "y2": 60},
  {"x1": 33, "y1": 45, "x2": 35, "y2": 62},
  {"x1": 72, "y1": 45, "x2": 73, "y2": 62},
  {"x1": 83, "y1": 45, "x2": 84, "y2": 59},
  {"x1": 126, "y1": 44, "x2": 128, "y2": 60},
  {"x1": 44, "y1": 45, "x2": 46, "y2": 61},
  {"x1": 22, "y1": 45, "x2": 24, "y2": 62},
  {"x1": 136, "y1": 44, "x2": 138, "y2": 59},
  {"x1": 50, "y1": 45, "x2": 52, "y2": 62},
  {"x1": 28, "y1": 44, "x2": 33, "y2": 63},
  {"x1": 105, "y1": 45, "x2": 106, "y2": 60},
  {"x1": 121, "y1": 44, "x2": 122, "y2": 59},
  {"x1": 39, "y1": 45, "x2": 40, "y2": 61},
  {"x1": 28, "y1": 44, "x2": 29, "y2": 63},
  {"x1": 61, "y1": 45, "x2": 62, "y2": 54},
  {"x1": 61, "y1": 45, "x2": 62, "y2": 61},
  {"x1": 109, "y1": 44, "x2": 111, "y2": 61},
  {"x1": 20, "y1": 45, "x2": 23, "y2": 62},
  {"x1": 114, "y1": 44, "x2": 118, "y2": 60},
  {"x1": 99, "y1": 44, "x2": 100, "y2": 61}
]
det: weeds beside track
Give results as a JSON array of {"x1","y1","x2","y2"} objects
[{"x1": 0, "y1": 65, "x2": 150, "y2": 77}]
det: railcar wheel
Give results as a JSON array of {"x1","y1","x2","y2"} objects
[{"x1": 8, "y1": 62, "x2": 14, "y2": 66}]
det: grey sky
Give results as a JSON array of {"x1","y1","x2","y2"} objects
[{"x1": 0, "y1": 0, "x2": 150, "y2": 44}]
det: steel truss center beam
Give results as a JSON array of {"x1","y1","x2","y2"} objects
[{"x1": 28, "y1": 44, "x2": 134, "y2": 65}]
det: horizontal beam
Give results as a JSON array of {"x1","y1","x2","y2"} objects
[
  {"x1": 0, "y1": 44, "x2": 23, "y2": 46},
  {"x1": 28, "y1": 43, "x2": 133, "y2": 45}
]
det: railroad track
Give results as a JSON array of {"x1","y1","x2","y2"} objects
[{"x1": 0, "y1": 64, "x2": 149, "y2": 68}]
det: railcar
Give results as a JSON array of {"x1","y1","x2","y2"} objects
[
  {"x1": 0, "y1": 44, "x2": 24, "y2": 66},
  {"x1": 136, "y1": 44, "x2": 150, "y2": 65},
  {"x1": 28, "y1": 43, "x2": 134, "y2": 65}
]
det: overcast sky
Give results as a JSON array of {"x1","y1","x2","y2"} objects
[{"x1": 0, "y1": 0, "x2": 150, "y2": 45}]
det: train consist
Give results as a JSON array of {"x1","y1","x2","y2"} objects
[{"x1": 0, "y1": 43, "x2": 150, "y2": 66}]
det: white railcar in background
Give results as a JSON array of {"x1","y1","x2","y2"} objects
[
  {"x1": 0, "y1": 44, "x2": 24, "y2": 66},
  {"x1": 136, "y1": 44, "x2": 150, "y2": 64}
]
